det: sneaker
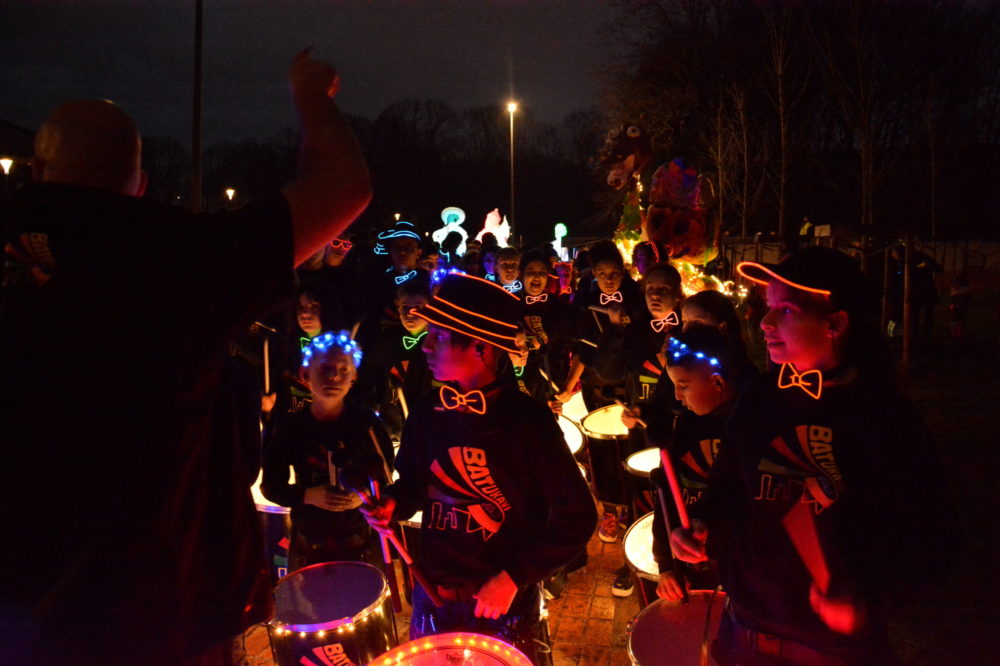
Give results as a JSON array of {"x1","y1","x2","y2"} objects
[
  {"x1": 612, "y1": 566, "x2": 634, "y2": 597},
  {"x1": 598, "y1": 512, "x2": 620, "y2": 542}
]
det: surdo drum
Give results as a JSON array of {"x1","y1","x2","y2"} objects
[
  {"x1": 372, "y1": 632, "x2": 532, "y2": 665},
  {"x1": 251, "y1": 468, "x2": 292, "y2": 581},
  {"x1": 581, "y1": 404, "x2": 631, "y2": 505},
  {"x1": 558, "y1": 414, "x2": 585, "y2": 457},
  {"x1": 268, "y1": 561, "x2": 397, "y2": 666},
  {"x1": 627, "y1": 590, "x2": 726, "y2": 665}
]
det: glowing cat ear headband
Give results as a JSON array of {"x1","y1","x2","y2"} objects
[
  {"x1": 301, "y1": 330, "x2": 363, "y2": 368},
  {"x1": 667, "y1": 337, "x2": 723, "y2": 372}
]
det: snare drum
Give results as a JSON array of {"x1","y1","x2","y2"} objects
[
  {"x1": 251, "y1": 468, "x2": 292, "y2": 581},
  {"x1": 372, "y1": 632, "x2": 532, "y2": 665},
  {"x1": 581, "y1": 404, "x2": 631, "y2": 505},
  {"x1": 627, "y1": 590, "x2": 726, "y2": 665},
  {"x1": 558, "y1": 415, "x2": 584, "y2": 457},
  {"x1": 623, "y1": 511, "x2": 659, "y2": 607},
  {"x1": 561, "y1": 390, "x2": 589, "y2": 423},
  {"x1": 268, "y1": 561, "x2": 397, "y2": 666},
  {"x1": 625, "y1": 447, "x2": 660, "y2": 478}
]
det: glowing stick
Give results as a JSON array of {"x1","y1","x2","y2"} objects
[{"x1": 659, "y1": 448, "x2": 690, "y2": 529}]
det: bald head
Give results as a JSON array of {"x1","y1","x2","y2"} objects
[{"x1": 34, "y1": 99, "x2": 145, "y2": 196}]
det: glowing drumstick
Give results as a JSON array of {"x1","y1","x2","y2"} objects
[
  {"x1": 263, "y1": 337, "x2": 270, "y2": 394},
  {"x1": 659, "y1": 448, "x2": 691, "y2": 529},
  {"x1": 782, "y1": 500, "x2": 831, "y2": 595},
  {"x1": 371, "y1": 479, "x2": 403, "y2": 613}
]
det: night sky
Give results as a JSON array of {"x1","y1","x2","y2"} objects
[{"x1": 1, "y1": 0, "x2": 619, "y2": 144}]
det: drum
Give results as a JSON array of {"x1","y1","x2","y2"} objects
[
  {"x1": 561, "y1": 390, "x2": 589, "y2": 423},
  {"x1": 268, "y1": 561, "x2": 397, "y2": 666},
  {"x1": 558, "y1": 415, "x2": 584, "y2": 457},
  {"x1": 251, "y1": 468, "x2": 292, "y2": 581},
  {"x1": 581, "y1": 404, "x2": 631, "y2": 505},
  {"x1": 627, "y1": 590, "x2": 726, "y2": 665},
  {"x1": 625, "y1": 447, "x2": 660, "y2": 478},
  {"x1": 623, "y1": 511, "x2": 658, "y2": 583},
  {"x1": 625, "y1": 447, "x2": 661, "y2": 517},
  {"x1": 372, "y1": 632, "x2": 532, "y2": 665}
]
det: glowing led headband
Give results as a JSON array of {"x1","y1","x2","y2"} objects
[
  {"x1": 667, "y1": 337, "x2": 722, "y2": 371},
  {"x1": 432, "y1": 267, "x2": 467, "y2": 286},
  {"x1": 301, "y1": 330, "x2": 363, "y2": 368}
]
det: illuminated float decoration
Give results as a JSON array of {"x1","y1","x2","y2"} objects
[
  {"x1": 432, "y1": 206, "x2": 469, "y2": 257},
  {"x1": 552, "y1": 222, "x2": 569, "y2": 260},
  {"x1": 600, "y1": 124, "x2": 652, "y2": 268},
  {"x1": 475, "y1": 208, "x2": 511, "y2": 247}
]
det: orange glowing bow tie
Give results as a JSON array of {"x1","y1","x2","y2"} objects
[
  {"x1": 440, "y1": 385, "x2": 488, "y2": 414},
  {"x1": 650, "y1": 311, "x2": 680, "y2": 332},
  {"x1": 599, "y1": 291, "x2": 623, "y2": 305},
  {"x1": 526, "y1": 293, "x2": 548, "y2": 304},
  {"x1": 777, "y1": 363, "x2": 823, "y2": 400}
]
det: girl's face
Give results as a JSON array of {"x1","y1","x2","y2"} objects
[
  {"x1": 593, "y1": 260, "x2": 624, "y2": 295},
  {"x1": 644, "y1": 271, "x2": 678, "y2": 319},
  {"x1": 522, "y1": 260, "x2": 549, "y2": 296},
  {"x1": 297, "y1": 293, "x2": 322, "y2": 337},
  {"x1": 483, "y1": 252, "x2": 497, "y2": 275},
  {"x1": 682, "y1": 302, "x2": 719, "y2": 331},
  {"x1": 761, "y1": 281, "x2": 840, "y2": 372},
  {"x1": 667, "y1": 364, "x2": 727, "y2": 416}
]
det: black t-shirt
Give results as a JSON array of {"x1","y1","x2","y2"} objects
[{"x1": 1, "y1": 183, "x2": 294, "y2": 662}]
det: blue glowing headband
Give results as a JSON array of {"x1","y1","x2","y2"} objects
[
  {"x1": 301, "y1": 330, "x2": 363, "y2": 368},
  {"x1": 431, "y1": 267, "x2": 466, "y2": 286},
  {"x1": 667, "y1": 337, "x2": 722, "y2": 371}
]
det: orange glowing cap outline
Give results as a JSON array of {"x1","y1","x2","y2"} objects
[{"x1": 736, "y1": 261, "x2": 832, "y2": 297}]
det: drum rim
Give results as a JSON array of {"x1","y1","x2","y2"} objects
[
  {"x1": 255, "y1": 502, "x2": 290, "y2": 514},
  {"x1": 270, "y1": 560, "x2": 390, "y2": 632},
  {"x1": 624, "y1": 446, "x2": 660, "y2": 476},
  {"x1": 626, "y1": 590, "x2": 727, "y2": 663},
  {"x1": 580, "y1": 404, "x2": 630, "y2": 440},
  {"x1": 558, "y1": 414, "x2": 585, "y2": 453},
  {"x1": 623, "y1": 511, "x2": 658, "y2": 582},
  {"x1": 371, "y1": 632, "x2": 531, "y2": 665}
]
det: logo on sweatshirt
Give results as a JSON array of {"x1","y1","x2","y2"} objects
[
  {"x1": 428, "y1": 446, "x2": 511, "y2": 539},
  {"x1": 756, "y1": 424, "x2": 844, "y2": 513}
]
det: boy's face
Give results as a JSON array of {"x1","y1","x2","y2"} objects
[
  {"x1": 325, "y1": 238, "x2": 351, "y2": 267},
  {"x1": 644, "y1": 271, "x2": 678, "y2": 319},
  {"x1": 305, "y1": 348, "x2": 357, "y2": 403},
  {"x1": 682, "y1": 302, "x2": 718, "y2": 331},
  {"x1": 667, "y1": 364, "x2": 725, "y2": 416},
  {"x1": 389, "y1": 238, "x2": 420, "y2": 271},
  {"x1": 397, "y1": 294, "x2": 430, "y2": 334},
  {"x1": 761, "y1": 281, "x2": 839, "y2": 371},
  {"x1": 297, "y1": 293, "x2": 322, "y2": 337},
  {"x1": 634, "y1": 249, "x2": 654, "y2": 276},
  {"x1": 497, "y1": 256, "x2": 520, "y2": 285},
  {"x1": 418, "y1": 252, "x2": 439, "y2": 272},
  {"x1": 594, "y1": 260, "x2": 624, "y2": 295},
  {"x1": 421, "y1": 324, "x2": 483, "y2": 386},
  {"x1": 522, "y1": 260, "x2": 549, "y2": 296},
  {"x1": 482, "y1": 251, "x2": 497, "y2": 275}
]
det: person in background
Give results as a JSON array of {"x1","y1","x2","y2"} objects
[{"x1": 495, "y1": 246, "x2": 523, "y2": 295}]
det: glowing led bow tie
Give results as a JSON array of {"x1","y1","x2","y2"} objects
[
  {"x1": 777, "y1": 363, "x2": 823, "y2": 400},
  {"x1": 503, "y1": 280, "x2": 523, "y2": 293},
  {"x1": 599, "y1": 291, "x2": 623, "y2": 305},
  {"x1": 439, "y1": 385, "x2": 487, "y2": 415},
  {"x1": 395, "y1": 270, "x2": 417, "y2": 285},
  {"x1": 402, "y1": 331, "x2": 427, "y2": 350},
  {"x1": 525, "y1": 293, "x2": 548, "y2": 304},
  {"x1": 650, "y1": 311, "x2": 680, "y2": 333}
]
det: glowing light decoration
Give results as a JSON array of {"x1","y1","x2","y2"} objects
[
  {"x1": 431, "y1": 267, "x2": 466, "y2": 286},
  {"x1": 675, "y1": 260, "x2": 736, "y2": 297},
  {"x1": 552, "y1": 222, "x2": 569, "y2": 261},
  {"x1": 475, "y1": 208, "x2": 511, "y2": 248},
  {"x1": 432, "y1": 207, "x2": 469, "y2": 256},
  {"x1": 668, "y1": 337, "x2": 723, "y2": 371},
  {"x1": 1, "y1": 157, "x2": 14, "y2": 175},
  {"x1": 301, "y1": 330, "x2": 363, "y2": 368},
  {"x1": 777, "y1": 363, "x2": 823, "y2": 400}
]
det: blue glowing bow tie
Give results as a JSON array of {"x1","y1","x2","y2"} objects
[
  {"x1": 600, "y1": 291, "x2": 623, "y2": 305},
  {"x1": 395, "y1": 270, "x2": 417, "y2": 285},
  {"x1": 777, "y1": 363, "x2": 823, "y2": 400},
  {"x1": 525, "y1": 293, "x2": 548, "y2": 304},
  {"x1": 402, "y1": 331, "x2": 427, "y2": 350},
  {"x1": 650, "y1": 311, "x2": 680, "y2": 333},
  {"x1": 440, "y1": 385, "x2": 487, "y2": 415},
  {"x1": 503, "y1": 280, "x2": 523, "y2": 293}
]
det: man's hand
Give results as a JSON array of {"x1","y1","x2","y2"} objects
[
  {"x1": 359, "y1": 496, "x2": 397, "y2": 536},
  {"x1": 304, "y1": 486, "x2": 362, "y2": 512},
  {"x1": 670, "y1": 520, "x2": 709, "y2": 563},
  {"x1": 809, "y1": 583, "x2": 867, "y2": 635},
  {"x1": 474, "y1": 570, "x2": 519, "y2": 620},
  {"x1": 288, "y1": 48, "x2": 340, "y2": 104},
  {"x1": 656, "y1": 571, "x2": 686, "y2": 602}
]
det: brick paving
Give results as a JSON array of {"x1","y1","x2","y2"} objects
[{"x1": 239, "y1": 529, "x2": 646, "y2": 665}]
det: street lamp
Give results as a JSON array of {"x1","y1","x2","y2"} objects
[
  {"x1": 507, "y1": 101, "x2": 517, "y2": 243},
  {"x1": 1, "y1": 157, "x2": 13, "y2": 201}
]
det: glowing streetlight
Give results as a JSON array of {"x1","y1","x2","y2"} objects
[
  {"x1": 507, "y1": 101, "x2": 518, "y2": 242},
  {"x1": 0, "y1": 158, "x2": 12, "y2": 175},
  {"x1": 224, "y1": 187, "x2": 236, "y2": 201}
]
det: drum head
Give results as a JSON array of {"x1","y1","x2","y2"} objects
[
  {"x1": 558, "y1": 415, "x2": 584, "y2": 455},
  {"x1": 581, "y1": 404, "x2": 629, "y2": 439},
  {"x1": 628, "y1": 591, "x2": 725, "y2": 665},
  {"x1": 274, "y1": 561, "x2": 387, "y2": 631},
  {"x1": 625, "y1": 447, "x2": 660, "y2": 477},
  {"x1": 251, "y1": 468, "x2": 291, "y2": 514},
  {"x1": 623, "y1": 512, "x2": 658, "y2": 581},
  {"x1": 372, "y1": 632, "x2": 532, "y2": 665},
  {"x1": 561, "y1": 391, "x2": 589, "y2": 422}
]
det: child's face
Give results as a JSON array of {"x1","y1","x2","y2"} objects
[
  {"x1": 761, "y1": 281, "x2": 839, "y2": 371},
  {"x1": 634, "y1": 249, "x2": 655, "y2": 276},
  {"x1": 482, "y1": 252, "x2": 497, "y2": 275},
  {"x1": 305, "y1": 348, "x2": 357, "y2": 403},
  {"x1": 297, "y1": 293, "x2": 322, "y2": 337},
  {"x1": 418, "y1": 252, "x2": 439, "y2": 272},
  {"x1": 389, "y1": 238, "x2": 420, "y2": 271},
  {"x1": 325, "y1": 239, "x2": 351, "y2": 267},
  {"x1": 594, "y1": 260, "x2": 624, "y2": 295},
  {"x1": 397, "y1": 294, "x2": 430, "y2": 334},
  {"x1": 497, "y1": 256, "x2": 520, "y2": 285},
  {"x1": 522, "y1": 260, "x2": 549, "y2": 296},
  {"x1": 644, "y1": 271, "x2": 678, "y2": 319},
  {"x1": 667, "y1": 364, "x2": 726, "y2": 416},
  {"x1": 421, "y1": 325, "x2": 483, "y2": 386},
  {"x1": 682, "y1": 302, "x2": 719, "y2": 330}
]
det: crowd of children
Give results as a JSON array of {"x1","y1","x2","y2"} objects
[{"x1": 243, "y1": 220, "x2": 953, "y2": 665}]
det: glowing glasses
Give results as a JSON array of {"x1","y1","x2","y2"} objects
[{"x1": 329, "y1": 239, "x2": 353, "y2": 251}]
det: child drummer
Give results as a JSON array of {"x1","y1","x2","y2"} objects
[{"x1": 361, "y1": 273, "x2": 596, "y2": 661}]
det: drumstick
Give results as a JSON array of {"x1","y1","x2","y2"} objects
[
  {"x1": 396, "y1": 386, "x2": 410, "y2": 420},
  {"x1": 368, "y1": 427, "x2": 393, "y2": 482},
  {"x1": 781, "y1": 500, "x2": 831, "y2": 595},
  {"x1": 263, "y1": 336, "x2": 270, "y2": 395},
  {"x1": 371, "y1": 479, "x2": 403, "y2": 613},
  {"x1": 588, "y1": 305, "x2": 613, "y2": 315},
  {"x1": 659, "y1": 448, "x2": 691, "y2": 529},
  {"x1": 655, "y1": 484, "x2": 689, "y2": 604},
  {"x1": 614, "y1": 399, "x2": 649, "y2": 429}
]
